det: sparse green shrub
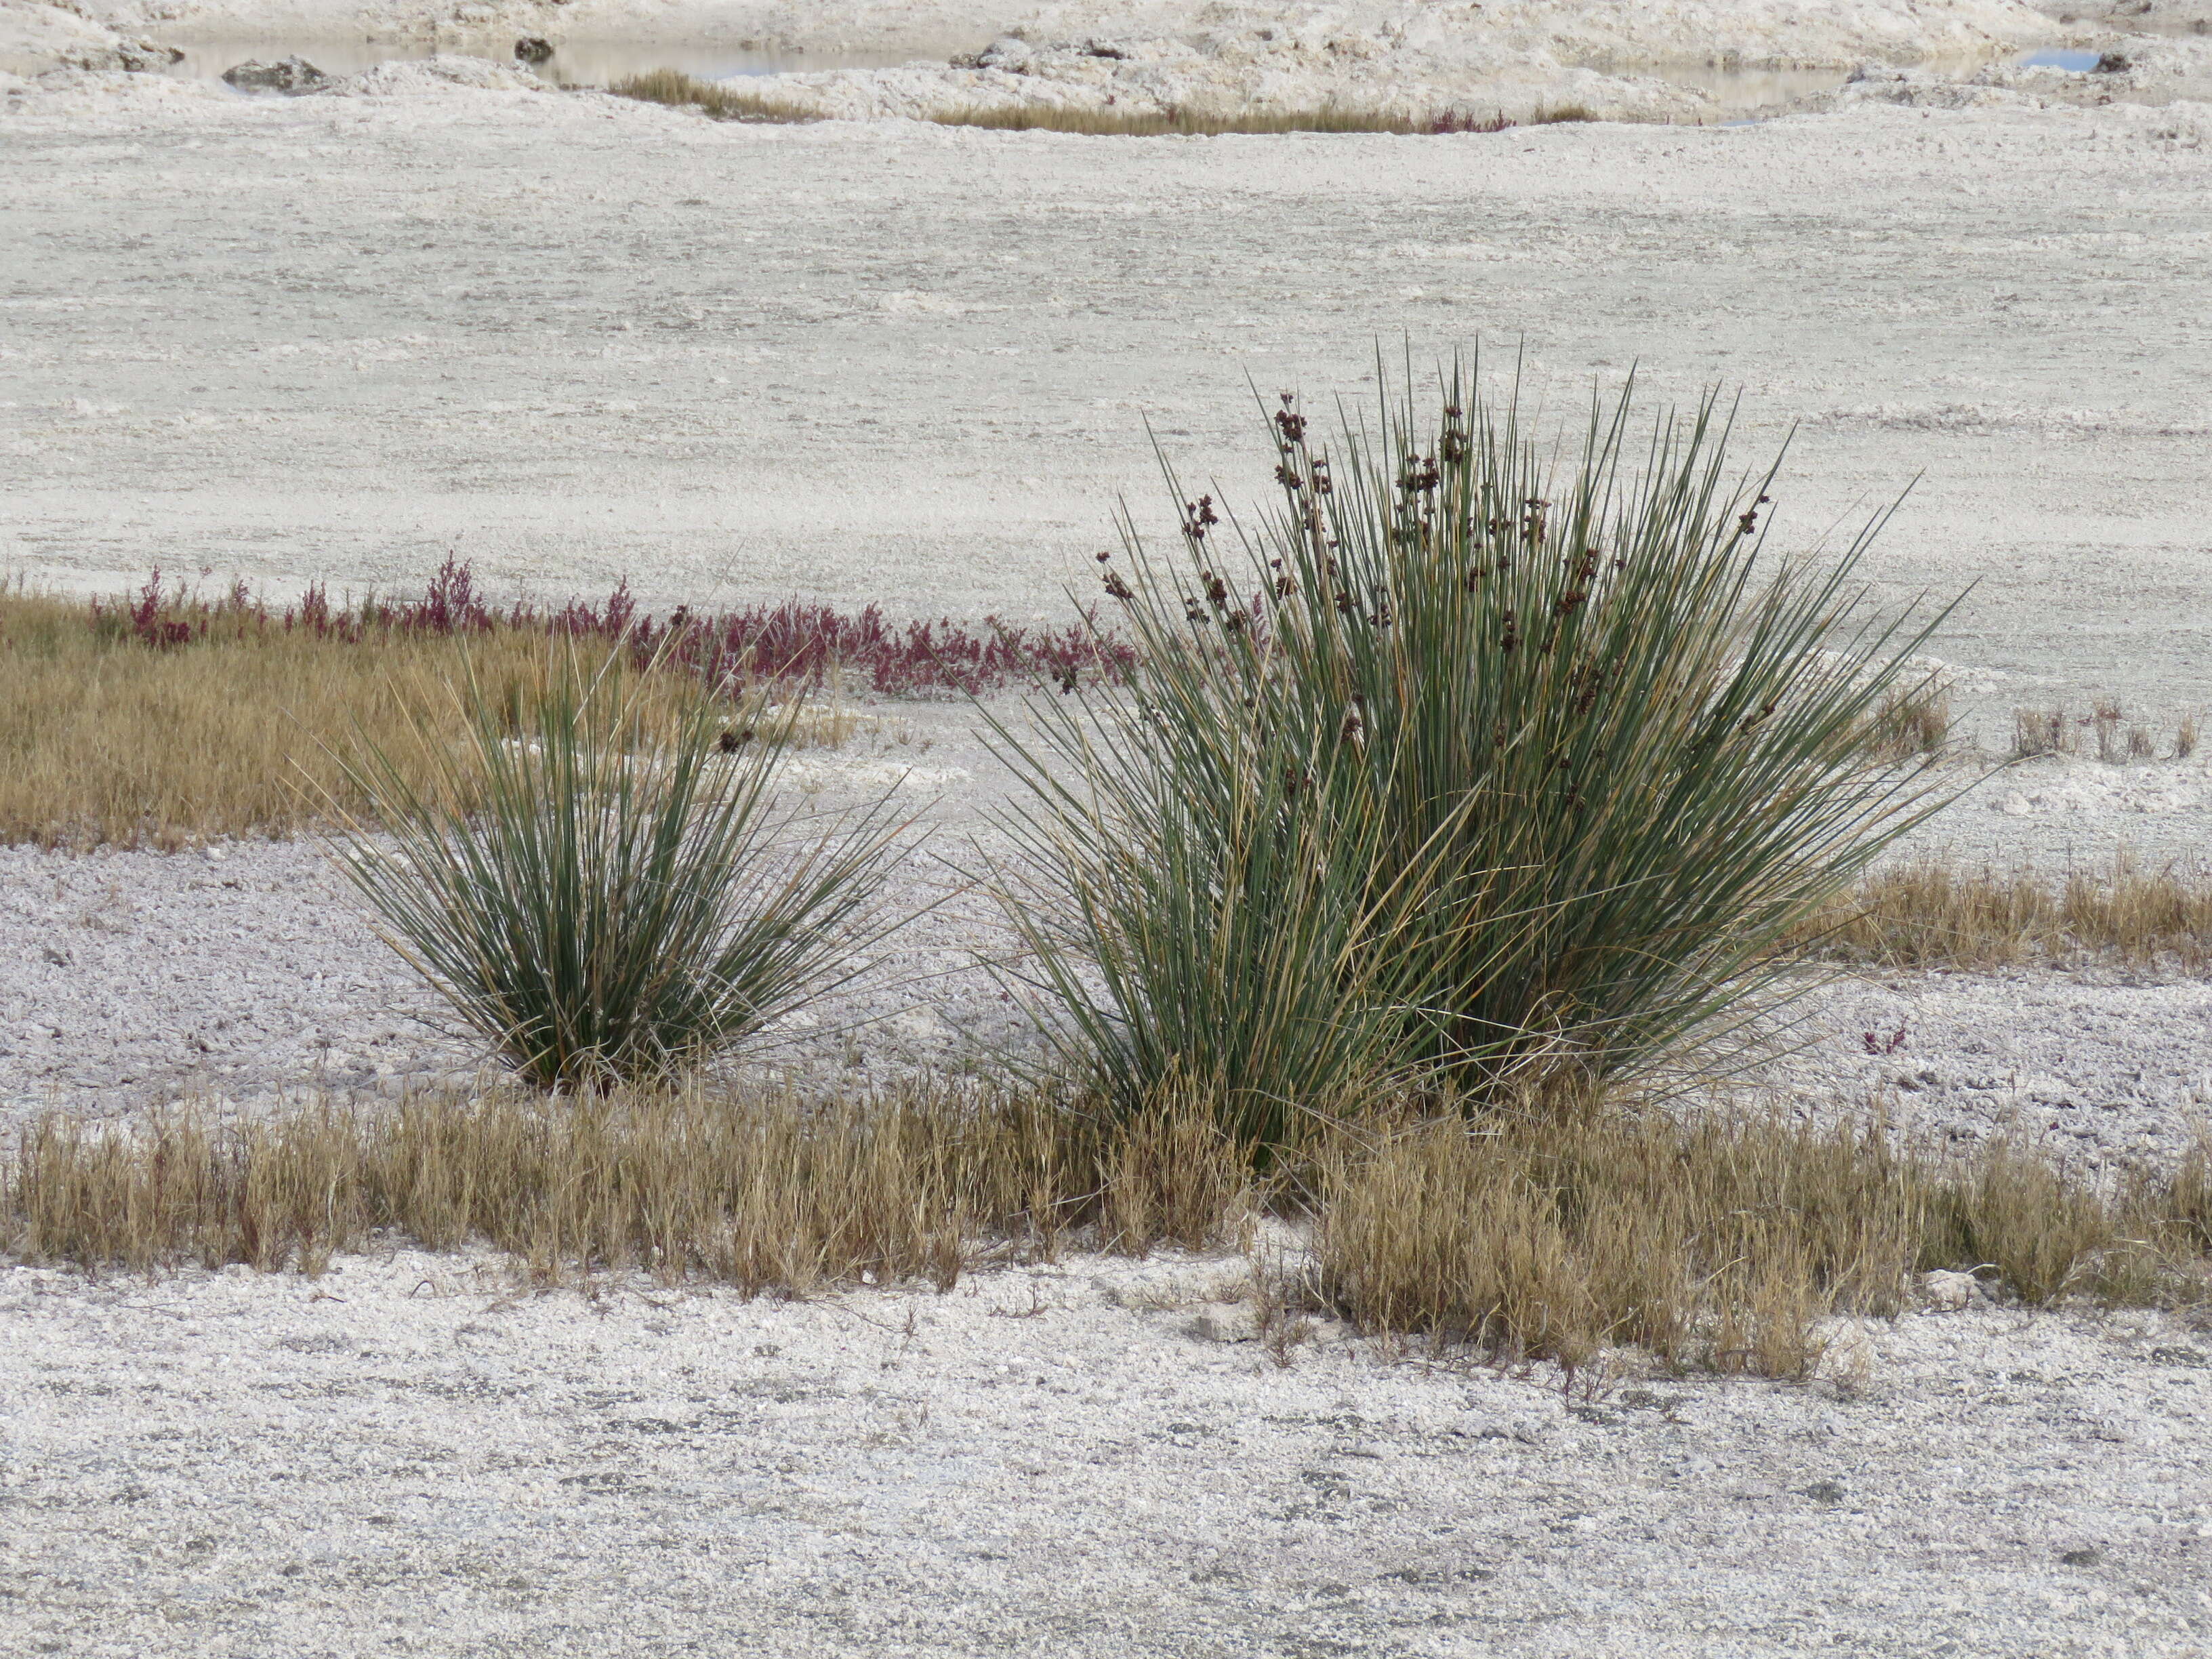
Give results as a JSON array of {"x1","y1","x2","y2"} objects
[
  {"x1": 990, "y1": 359, "x2": 1954, "y2": 1135},
  {"x1": 330, "y1": 644, "x2": 905, "y2": 1090}
]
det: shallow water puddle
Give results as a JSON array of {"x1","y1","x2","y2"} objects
[
  {"x1": 2020, "y1": 47, "x2": 2114, "y2": 70},
  {"x1": 1648, "y1": 62, "x2": 1851, "y2": 109}
]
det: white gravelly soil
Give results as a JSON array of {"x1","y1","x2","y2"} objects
[
  {"x1": 4, "y1": 1247, "x2": 2211, "y2": 1657},
  {"x1": 5, "y1": 19, "x2": 2212, "y2": 1655},
  {"x1": 3, "y1": 704, "x2": 2210, "y2": 1162}
]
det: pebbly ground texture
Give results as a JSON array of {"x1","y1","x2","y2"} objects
[
  {"x1": 3, "y1": 18, "x2": 2212, "y2": 1654},
  {"x1": 3, "y1": 701, "x2": 2212, "y2": 1162},
  {"x1": 2, "y1": 1244, "x2": 2210, "y2": 1656}
]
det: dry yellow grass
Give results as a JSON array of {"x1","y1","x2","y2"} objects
[
  {"x1": 11, "y1": 1083, "x2": 2205, "y2": 1378},
  {"x1": 606, "y1": 70, "x2": 1590, "y2": 137},
  {"x1": 1307, "y1": 1110, "x2": 1913, "y2": 1378},
  {"x1": 1806, "y1": 857, "x2": 2212, "y2": 970},
  {"x1": 1308, "y1": 1103, "x2": 2208, "y2": 1377},
  {"x1": 5, "y1": 1082, "x2": 1256, "y2": 1288},
  {"x1": 0, "y1": 590, "x2": 850, "y2": 848},
  {"x1": 2013, "y1": 699, "x2": 2196, "y2": 762},
  {"x1": 605, "y1": 69, "x2": 831, "y2": 125},
  {"x1": 1858, "y1": 683, "x2": 1953, "y2": 765}
]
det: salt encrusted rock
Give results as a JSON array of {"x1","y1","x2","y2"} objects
[
  {"x1": 63, "y1": 38, "x2": 182, "y2": 73},
  {"x1": 222, "y1": 56, "x2": 330, "y2": 94},
  {"x1": 514, "y1": 37, "x2": 554, "y2": 66},
  {"x1": 325, "y1": 56, "x2": 546, "y2": 96},
  {"x1": 1921, "y1": 1269, "x2": 1984, "y2": 1311},
  {"x1": 949, "y1": 37, "x2": 1033, "y2": 72},
  {"x1": 1184, "y1": 1309, "x2": 1258, "y2": 1343}
]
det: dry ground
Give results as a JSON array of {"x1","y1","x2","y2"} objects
[
  {"x1": 6, "y1": 58, "x2": 2212, "y2": 1659},
  {"x1": 1, "y1": 79, "x2": 2209, "y2": 729},
  {"x1": 4, "y1": 1246, "x2": 2209, "y2": 1658}
]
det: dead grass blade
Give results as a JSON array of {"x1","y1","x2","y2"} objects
[
  {"x1": 3, "y1": 1084, "x2": 1258, "y2": 1290},
  {"x1": 1804, "y1": 856, "x2": 2212, "y2": 970},
  {"x1": 0, "y1": 587, "x2": 847, "y2": 849},
  {"x1": 12, "y1": 1086, "x2": 2205, "y2": 1380}
]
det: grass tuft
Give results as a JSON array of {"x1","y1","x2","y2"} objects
[
  {"x1": 1310, "y1": 1103, "x2": 2211, "y2": 1375},
  {"x1": 607, "y1": 70, "x2": 1591, "y2": 138},
  {"x1": 327, "y1": 640, "x2": 909, "y2": 1090},
  {"x1": 2013, "y1": 704, "x2": 2069, "y2": 759},
  {"x1": 10, "y1": 1086, "x2": 2204, "y2": 1378},
  {"x1": 1309, "y1": 1108, "x2": 1921, "y2": 1376},
  {"x1": 987, "y1": 357, "x2": 1956, "y2": 1137},
  {"x1": 1858, "y1": 682, "x2": 1952, "y2": 764}
]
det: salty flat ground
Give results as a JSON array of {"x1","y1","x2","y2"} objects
[
  {"x1": 3, "y1": 30, "x2": 2212, "y2": 1657},
  {"x1": 1, "y1": 61, "x2": 2210, "y2": 715},
  {"x1": 5, "y1": 1246, "x2": 2210, "y2": 1658}
]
